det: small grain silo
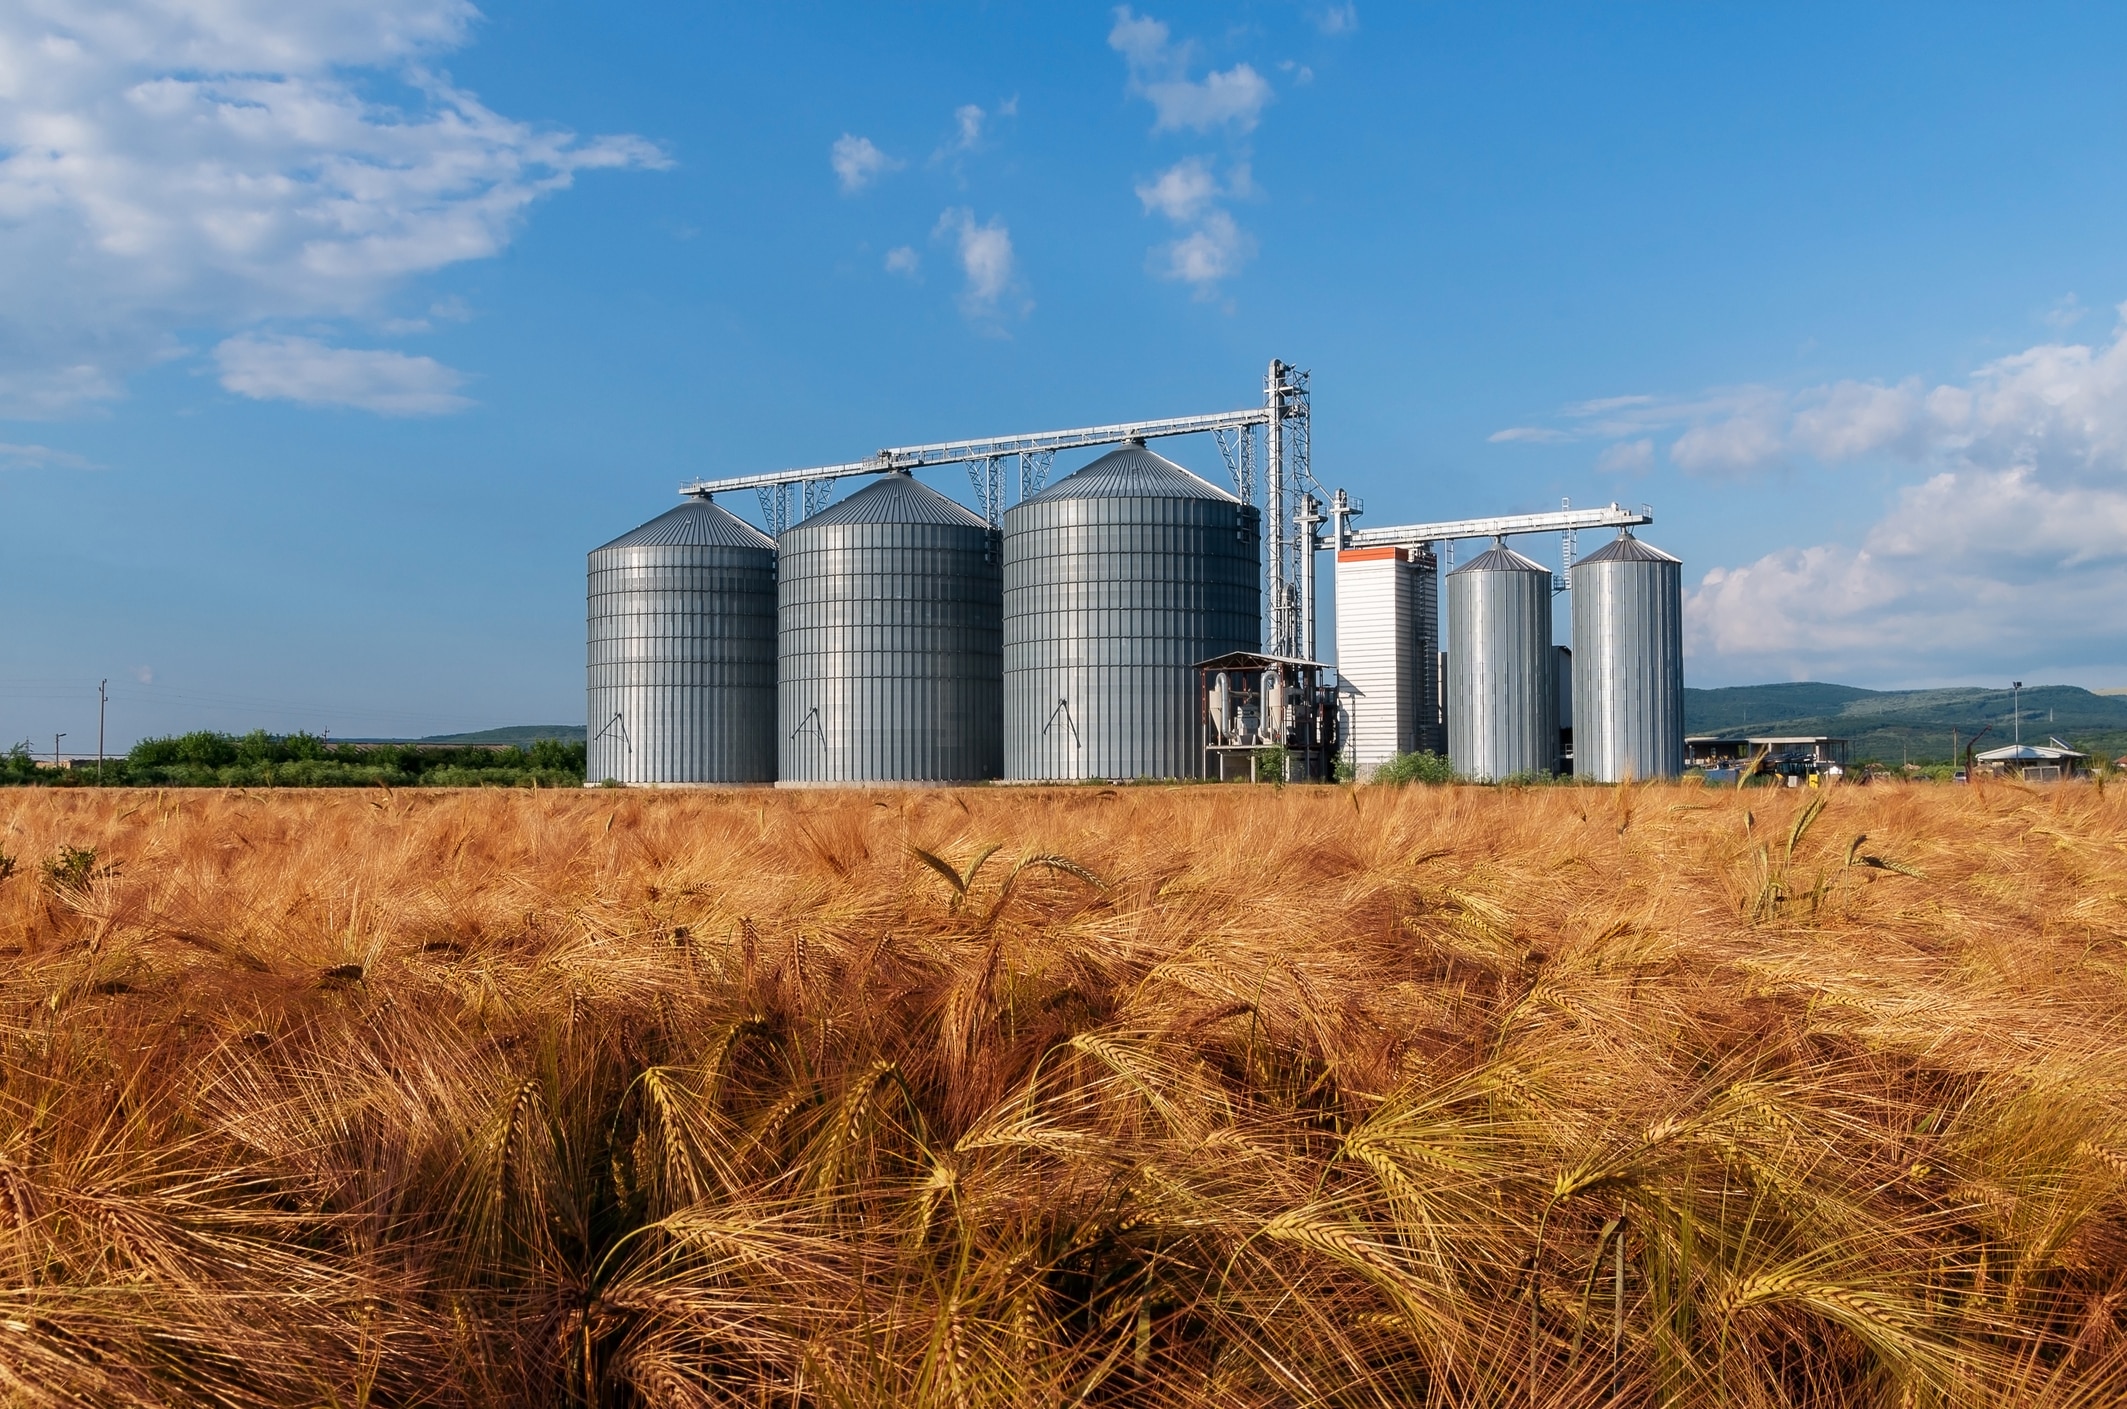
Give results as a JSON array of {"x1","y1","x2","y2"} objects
[
  {"x1": 777, "y1": 472, "x2": 1002, "y2": 784},
  {"x1": 1570, "y1": 530, "x2": 1684, "y2": 781},
  {"x1": 1003, "y1": 441, "x2": 1259, "y2": 781},
  {"x1": 586, "y1": 497, "x2": 778, "y2": 785},
  {"x1": 1446, "y1": 540, "x2": 1557, "y2": 780}
]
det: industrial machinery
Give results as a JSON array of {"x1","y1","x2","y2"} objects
[
  {"x1": 1003, "y1": 442, "x2": 1260, "y2": 781},
  {"x1": 1569, "y1": 530, "x2": 1685, "y2": 781},
  {"x1": 777, "y1": 472, "x2": 1002, "y2": 785},
  {"x1": 1198, "y1": 652, "x2": 1341, "y2": 781},
  {"x1": 586, "y1": 498, "x2": 777, "y2": 785}
]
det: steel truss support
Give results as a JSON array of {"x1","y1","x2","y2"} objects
[
  {"x1": 1017, "y1": 449, "x2": 1054, "y2": 502},
  {"x1": 1264, "y1": 360, "x2": 1316, "y2": 659}
]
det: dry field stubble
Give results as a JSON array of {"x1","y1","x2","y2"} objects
[{"x1": 2, "y1": 781, "x2": 2126, "y2": 1407}]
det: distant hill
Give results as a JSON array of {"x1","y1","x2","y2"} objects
[
  {"x1": 1681, "y1": 683, "x2": 2127, "y2": 764},
  {"x1": 412, "y1": 725, "x2": 586, "y2": 746}
]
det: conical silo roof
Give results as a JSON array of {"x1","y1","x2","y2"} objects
[
  {"x1": 1025, "y1": 441, "x2": 1237, "y2": 504},
  {"x1": 791, "y1": 472, "x2": 988, "y2": 529},
  {"x1": 1574, "y1": 530, "x2": 1679, "y2": 566},
  {"x1": 594, "y1": 498, "x2": 774, "y2": 552},
  {"x1": 1449, "y1": 542, "x2": 1550, "y2": 575}
]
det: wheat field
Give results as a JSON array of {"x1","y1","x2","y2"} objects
[{"x1": 1, "y1": 780, "x2": 2124, "y2": 1407}]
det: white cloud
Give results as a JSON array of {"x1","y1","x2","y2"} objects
[
  {"x1": 0, "y1": 0, "x2": 662, "y2": 419},
  {"x1": 214, "y1": 333, "x2": 471, "y2": 415},
  {"x1": 1595, "y1": 438, "x2": 1654, "y2": 474},
  {"x1": 931, "y1": 98, "x2": 1015, "y2": 167},
  {"x1": 0, "y1": 441, "x2": 98, "y2": 471},
  {"x1": 2042, "y1": 293, "x2": 2086, "y2": 332},
  {"x1": 1667, "y1": 390, "x2": 1791, "y2": 476},
  {"x1": 1108, "y1": 7, "x2": 1273, "y2": 134},
  {"x1": 884, "y1": 245, "x2": 920, "y2": 278},
  {"x1": 831, "y1": 134, "x2": 900, "y2": 193},
  {"x1": 1135, "y1": 156, "x2": 1220, "y2": 222},
  {"x1": 932, "y1": 208, "x2": 1023, "y2": 321},
  {"x1": 1134, "y1": 157, "x2": 1256, "y2": 291},
  {"x1": 1676, "y1": 308, "x2": 2127, "y2": 682},
  {"x1": 1313, "y1": 4, "x2": 1359, "y2": 35},
  {"x1": 1152, "y1": 210, "x2": 1254, "y2": 291}
]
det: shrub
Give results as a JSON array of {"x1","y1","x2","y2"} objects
[
  {"x1": 40, "y1": 844, "x2": 102, "y2": 893},
  {"x1": 1372, "y1": 749, "x2": 1455, "y2": 785}
]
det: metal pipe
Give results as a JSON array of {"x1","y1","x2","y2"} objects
[
  {"x1": 1347, "y1": 503, "x2": 1651, "y2": 549},
  {"x1": 1297, "y1": 492, "x2": 1324, "y2": 661},
  {"x1": 680, "y1": 407, "x2": 1275, "y2": 497},
  {"x1": 1266, "y1": 360, "x2": 1287, "y2": 655}
]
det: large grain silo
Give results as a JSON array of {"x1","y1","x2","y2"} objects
[
  {"x1": 1570, "y1": 530, "x2": 1684, "y2": 781},
  {"x1": 586, "y1": 497, "x2": 778, "y2": 785},
  {"x1": 1003, "y1": 441, "x2": 1259, "y2": 781},
  {"x1": 777, "y1": 472, "x2": 1002, "y2": 784},
  {"x1": 1446, "y1": 541, "x2": 1557, "y2": 780}
]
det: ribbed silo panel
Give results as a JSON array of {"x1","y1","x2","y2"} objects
[
  {"x1": 1570, "y1": 536, "x2": 1684, "y2": 782},
  {"x1": 1445, "y1": 548, "x2": 1556, "y2": 781},
  {"x1": 585, "y1": 522, "x2": 778, "y2": 786},
  {"x1": 776, "y1": 494, "x2": 1003, "y2": 784},
  {"x1": 1002, "y1": 480, "x2": 1260, "y2": 782}
]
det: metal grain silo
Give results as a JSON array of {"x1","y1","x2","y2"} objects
[
  {"x1": 777, "y1": 472, "x2": 1002, "y2": 784},
  {"x1": 1570, "y1": 530, "x2": 1684, "y2": 781},
  {"x1": 1446, "y1": 541, "x2": 1558, "y2": 780},
  {"x1": 1003, "y1": 441, "x2": 1259, "y2": 781},
  {"x1": 586, "y1": 497, "x2": 777, "y2": 785}
]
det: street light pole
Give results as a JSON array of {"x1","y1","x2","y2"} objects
[
  {"x1": 52, "y1": 733, "x2": 65, "y2": 769},
  {"x1": 2012, "y1": 681, "x2": 2023, "y2": 745},
  {"x1": 97, "y1": 679, "x2": 108, "y2": 783}
]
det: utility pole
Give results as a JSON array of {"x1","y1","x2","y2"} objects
[
  {"x1": 2012, "y1": 681, "x2": 2023, "y2": 745},
  {"x1": 52, "y1": 732, "x2": 65, "y2": 769},
  {"x1": 97, "y1": 679, "x2": 108, "y2": 782}
]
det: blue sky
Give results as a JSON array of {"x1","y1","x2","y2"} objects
[{"x1": 5, "y1": 1, "x2": 2127, "y2": 747}]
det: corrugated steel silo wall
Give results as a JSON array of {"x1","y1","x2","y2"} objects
[
  {"x1": 1446, "y1": 563, "x2": 1557, "y2": 780},
  {"x1": 1003, "y1": 496, "x2": 1259, "y2": 780},
  {"x1": 586, "y1": 543, "x2": 777, "y2": 784},
  {"x1": 777, "y1": 520, "x2": 1003, "y2": 782},
  {"x1": 1571, "y1": 555, "x2": 1684, "y2": 780}
]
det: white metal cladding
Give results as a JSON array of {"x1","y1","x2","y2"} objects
[
  {"x1": 776, "y1": 474, "x2": 1002, "y2": 783},
  {"x1": 1446, "y1": 544, "x2": 1558, "y2": 780},
  {"x1": 586, "y1": 499, "x2": 778, "y2": 785},
  {"x1": 1003, "y1": 444, "x2": 1260, "y2": 781},
  {"x1": 1570, "y1": 531, "x2": 1684, "y2": 781},
  {"x1": 1336, "y1": 549, "x2": 1422, "y2": 776}
]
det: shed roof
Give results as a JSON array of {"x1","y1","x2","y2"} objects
[{"x1": 1973, "y1": 742, "x2": 2087, "y2": 762}]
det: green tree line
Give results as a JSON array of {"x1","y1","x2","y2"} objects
[{"x1": 1, "y1": 731, "x2": 585, "y2": 788}]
